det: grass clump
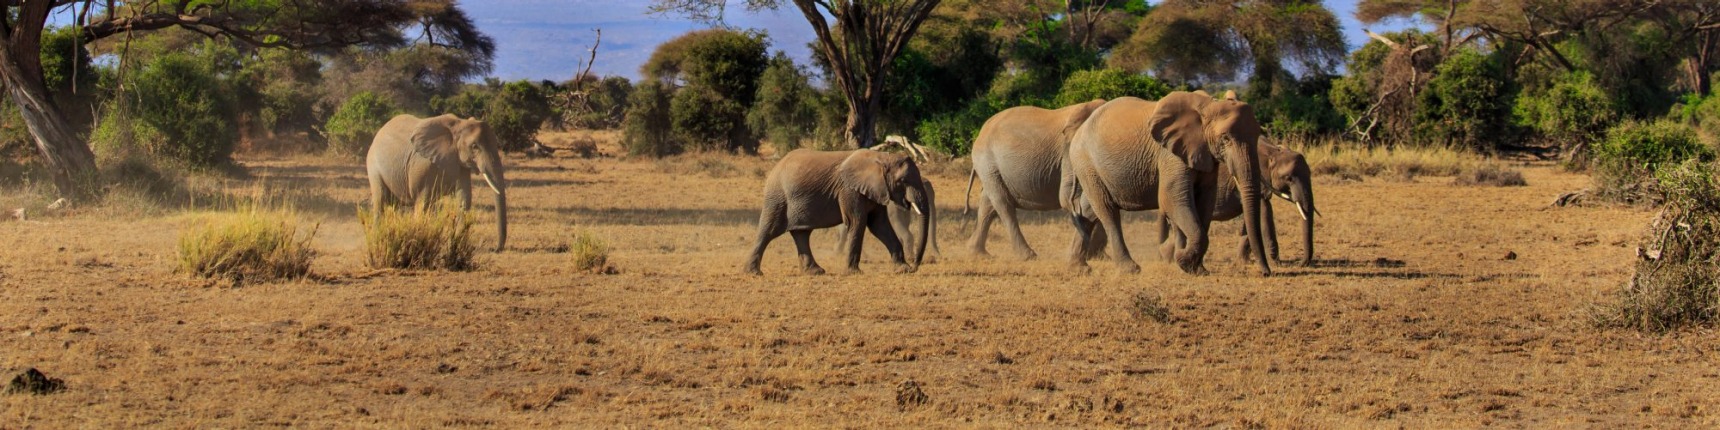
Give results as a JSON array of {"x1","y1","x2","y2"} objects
[
  {"x1": 569, "y1": 229, "x2": 612, "y2": 273},
  {"x1": 1295, "y1": 137, "x2": 1476, "y2": 180},
  {"x1": 1592, "y1": 160, "x2": 1720, "y2": 332},
  {"x1": 1128, "y1": 290, "x2": 1172, "y2": 324},
  {"x1": 1454, "y1": 164, "x2": 1527, "y2": 187},
  {"x1": 361, "y1": 201, "x2": 476, "y2": 270},
  {"x1": 178, "y1": 205, "x2": 316, "y2": 281},
  {"x1": 1590, "y1": 120, "x2": 1711, "y2": 206}
]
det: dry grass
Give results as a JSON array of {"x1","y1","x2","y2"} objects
[
  {"x1": 0, "y1": 130, "x2": 1715, "y2": 427},
  {"x1": 360, "y1": 201, "x2": 477, "y2": 271},
  {"x1": 569, "y1": 229, "x2": 612, "y2": 273},
  {"x1": 1455, "y1": 164, "x2": 1529, "y2": 187},
  {"x1": 176, "y1": 203, "x2": 316, "y2": 281}
]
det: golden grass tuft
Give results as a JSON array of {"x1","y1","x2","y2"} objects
[
  {"x1": 1128, "y1": 290, "x2": 1172, "y2": 323},
  {"x1": 177, "y1": 204, "x2": 317, "y2": 281},
  {"x1": 360, "y1": 201, "x2": 477, "y2": 271},
  {"x1": 1455, "y1": 164, "x2": 1529, "y2": 187},
  {"x1": 569, "y1": 229, "x2": 612, "y2": 273}
]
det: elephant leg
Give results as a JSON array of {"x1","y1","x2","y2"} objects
[
  {"x1": 458, "y1": 175, "x2": 473, "y2": 212},
  {"x1": 368, "y1": 174, "x2": 389, "y2": 223},
  {"x1": 1066, "y1": 213, "x2": 1098, "y2": 272},
  {"x1": 868, "y1": 212, "x2": 912, "y2": 273},
  {"x1": 789, "y1": 229, "x2": 824, "y2": 275},
  {"x1": 844, "y1": 215, "x2": 870, "y2": 274},
  {"x1": 1159, "y1": 170, "x2": 1208, "y2": 275},
  {"x1": 1159, "y1": 213, "x2": 1180, "y2": 263},
  {"x1": 968, "y1": 196, "x2": 996, "y2": 258},
  {"x1": 1087, "y1": 191, "x2": 1138, "y2": 274},
  {"x1": 1081, "y1": 222, "x2": 1109, "y2": 261},
  {"x1": 1261, "y1": 198, "x2": 1281, "y2": 262},
  {"x1": 743, "y1": 197, "x2": 788, "y2": 275},
  {"x1": 993, "y1": 199, "x2": 1037, "y2": 260}
]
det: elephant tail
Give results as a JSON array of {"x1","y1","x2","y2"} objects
[{"x1": 963, "y1": 168, "x2": 976, "y2": 217}]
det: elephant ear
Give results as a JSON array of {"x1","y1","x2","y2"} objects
[
  {"x1": 839, "y1": 152, "x2": 893, "y2": 206},
  {"x1": 1148, "y1": 92, "x2": 1215, "y2": 172},
  {"x1": 1061, "y1": 99, "x2": 1104, "y2": 137},
  {"x1": 410, "y1": 119, "x2": 456, "y2": 161}
]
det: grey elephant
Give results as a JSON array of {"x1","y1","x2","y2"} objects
[
  {"x1": 835, "y1": 181, "x2": 941, "y2": 262},
  {"x1": 1168, "y1": 140, "x2": 1317, "y2": 266},
  {"x1": 366, "y1": 114, "x2": 509, "y2": 251},
  {"x1": 745, "y1": 149, "x2": 932, "y2": 275},
  {"x1": 1064, "y1": 91, "x2": 1271, "y2": 276},
  {"x1": 964, "y1": 99, "x2": 1108, "y2": 260}
]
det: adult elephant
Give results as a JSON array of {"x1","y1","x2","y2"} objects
[
  {"x1": 1064, "y1": 91, "x2": 1270, "y2": 276},
  {"x1": 964, "y1": 99, "x2": 1108, "y2": 260},
  {"x1": 744, "y1": 149, "x2": 932, "y2": 275},
  {"x1": 366, "y1": 114, "x2": 509, "y2": 251},
  {"x1": 1169, "y1": 140, "x2": 1316, "y2": 266}
]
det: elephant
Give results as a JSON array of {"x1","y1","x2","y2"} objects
[
  {"x1": 744, "y1": 149, "x2": 932, "y2": 275},
  {"x1": 964, "y1": 99, "x2": 1109, "y2": 260},
  {"x1": 1063, "y1": 91, "x2": 1271, "y2": 276},
  {"x1": 1166, "y1": 140, "x2": 1317, "y2": 266},
  {"x1": 366, "y1": 114, "x2": 509, "y2": 251},
  {"x1": 835, "y1": 180, "x2": 941, "y2": 262}
]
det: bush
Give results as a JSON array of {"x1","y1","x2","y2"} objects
[
  {"x1": 1414, "y1": 49, "x2": 1516, "y2": 151},
  {"x1": 1454, "y1": 164, "x2": 1527, "y2": 187},
  {"x1": 128, "y1": 51, "x2": 239, "y2": 167},
  {"x1": 555, "y1": 75, "x2": 634, "y2": 129},
  {"x1": 623, "y1": 81, "x2": 676, "y2": 157},
  {"x1": 1514, "y1": 71, "x2": 1617, "y2": 157},
  {"x1": 1591, "y1": 120, "x2": 1711, "y2": 204},
  {"x1": 236, "y1": 50, "x2": 324, "y2": 138},
  {"x1": 671, "y1": 85, "x2": 755, "y2": 153},
  {"x1": 1052, "y1": 68, "x2": 1170, "y2": 107},
  {"x1": 1677, "y1": 89, "x2": 1720, "y2": 146},
  {"x1": 361, "y1": 202, "x2": 477, "y2": 271},
  {"x1": 434, "y1": 80, "x2": 552, "y2": 151},
  {"x1": 1592, "y1": 160, "x2": 1720, "y2": 332},
  {"x1": 569, "y1": 230, "x2": 611, "y2": 273},
  {"x1": 324, "y1": 92, "x2": 398, "y2": 158},
  {"x1": 178, "y1": 207, "x2": 316, "y2": 281},
  {"x1": 748, "y1": 52, "x2": 818, "y2": 155}
]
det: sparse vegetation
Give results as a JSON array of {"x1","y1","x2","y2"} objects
[
  {"x1": 360, "y1": 201, "x2": 477, "y2": 271},
  {"x1": 1128, "y1": 290, "x2": 1172, "y2": 323},
  {"x1": 569, "y1": 229, "x2": 611, "y2": 273},
  {"x1": 1455, "y1": 164, "x2": 1527, "y2": 187},
  {"x1": 324, "y1": 92, "x2": 398, "y2": 158},
  {"x1": 177, "y1": 205, "x2": 317, "y2": 281},
  {"x1": 1590, "y1": 120, "x2": 1712, "y2": 205},
  {"x1": 1298, "y1": 138, "x2": 1479, "y2": 180},
  {"x1": 1593, "y1": 160, "x2": 1720, "y2": 332}
]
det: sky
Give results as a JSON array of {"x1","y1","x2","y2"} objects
[{"x1": 440, "y1": 1, "x2": 1422, "y2": 82}]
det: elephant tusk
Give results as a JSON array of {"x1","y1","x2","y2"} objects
[
  {"x1": 481, "y1": 173, "x2": 502, "y2": 196},
  {"x1": 1297, "y1": 205, "x2": 1310, "y2": 221},
  {"x1": 910, "y1": 201, "x2": 923, "y2": 215},
  {"x1": 1276, "y1": 192, "x2": 1294, "y2": 202}
]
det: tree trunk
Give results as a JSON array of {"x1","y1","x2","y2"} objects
[
  {"x1": 0, "y1": 23, "x2": 97, "y2": 199},
  {"x1": 845, "y1": 80, "x2": 882, "y2": 148}
]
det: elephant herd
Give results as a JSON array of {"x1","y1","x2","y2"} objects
[
  {"x1": 359, "y1": 92, "x2": 1317, "y2": 278},
  {"x1": 746, "y1": 90, "x2": 1318, "y2": 277}
]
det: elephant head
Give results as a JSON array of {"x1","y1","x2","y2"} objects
[
  {"x1": 842, "y1": 151, "x2": 931, "y2": 269},
  {"x1": 1147, "y1": 91, "x2": 1271, "y2": 275},
  {"x1": 418, "y1": 118, "x2": 508, "y2": 251},
  {"x1": 1261, "y1": 143, "x2": 1316, "y2": 265}
]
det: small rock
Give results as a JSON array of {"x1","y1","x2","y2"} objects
[
  {"x1": 1503, "y1": 251, "x2": 1517, "y2": 260},
  {"x1": 5, "y1": 368, "x2": 65, "y2": 395}
]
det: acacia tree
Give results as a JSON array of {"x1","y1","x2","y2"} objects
[
  {"x1": 653, "y1": 0, "x2": 940, "y2": 148},
  {"x1": 2, "y1": 1, "x2": 423, "y2": 198},
  {"x1": 1109, "y1": 0, "x2": 1345, "y2": 87}
]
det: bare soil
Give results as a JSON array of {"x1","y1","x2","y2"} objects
[{"x1": 1, "y1": 133, "x2": 1715, "y2": 427}]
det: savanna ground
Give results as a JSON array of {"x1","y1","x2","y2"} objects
[{"x1": 1, "y1": 131, "x2": 1716, "y2": 428}]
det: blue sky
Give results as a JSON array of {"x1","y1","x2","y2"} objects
[{"x1": 471, "y1": 1, "x2": 1420, "y2": 81}]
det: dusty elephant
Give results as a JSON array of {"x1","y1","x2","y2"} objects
[
  {"x1": 964, "y1": 99, "x2": 1108, "y2": 260},
  {"x1": 744, "y1": 149, "x2": 932, "y2": 275},
  {"x1": 366, "y1": 114, "x2": 509, "y2": 251},
  {"x1": 1064, "y1": 91, "x2": 1270, "y2": 276},
  {"x1": 834, "y1": 180, "x2": 941, "y2": 262},
  {"x1": 1167, "y1": 140, "x2": 1317, "y2": 266}
]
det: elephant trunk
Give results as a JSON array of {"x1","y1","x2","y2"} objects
[
  {"x1": 1291, "y1": 177, "x2": 1315, "y2": 266},
  {"x1": 909, "y1": 182, "x2": 931, "y2": 269},
  {"x1": 1232, "y1": 143, "x2": 1271, "y2": 276},
  {"x1": 479, "y1": 158, "x2": 508, "y2": 252}
]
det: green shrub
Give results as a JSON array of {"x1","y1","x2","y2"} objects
[
  {"x1": 325, "y1": 92, "x2": 398, "y2": 158},
  {"x1": 1414, "y1": 49, "x2": 1516, "y2": 151},
  {"x1": 569, "y1": 230, "x2": 611, "y2": 273},
  {"x1": 915, "y1": 103, "x2": 993, "y2": 157},
  {"x1": 1592, "y1": 160, "x2": 1720, "y2": 332},
  {"x1": 556, "y1": 75, "x2": 634, "y2": 129},
  {"x1": 1052, "y1": 68, "x2": 1170, "y2": 107},
  {"x1": 671, "y1": 84, "x2": 754, "y2": 153},
  {"x1": 237, "y1": 50, "x2": 324, "y2": 138},
  {"x1": 1514, "y1": 71, "x2": 1617, "y2": 152},
  {"x1": 434, "y1": 80, "x2": 551, "y2": 151},
  {"x1": 1592, "y1": 120, "x2": 1711, "y2": 204},
  {"x1": 128, "y1": 51, "x2": 238, "y2": 167},
  {"x1": 623, "y1": 81, "x2": 676, "y2": 157},
  {"x1": 1677, "y1": 90, "x2": 1720, "y2": 145},
  {"x1": 178, "y1": 207, "x2": 317, "y2": 281},
  {"x1": 360, "y1": 202, "x2": 477, "y2": 271},
  {"x1": 748, "y1": 52, "x2": 818, "y2": 155}
]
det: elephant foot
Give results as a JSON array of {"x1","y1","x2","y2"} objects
[
  {"x1": 802, "y1": 265, "x2": 826, "y2": 276},
  {"x1": 1116, "y1": 260, "x2": 1142, "y2": 274},
  {"x1": 1300, "y1": 258, "x2": 1315, "y2": 267},
  {"x1": 844, "y1": 266, "x2": 863, "y2": 275},
  {"x1": 1016, "y1": 249, "x2": 1039, "y2": 261},
  {"x1": 969, "y1": 246, "x2": 993, "y2": 259},
  {"x1": 1066, "y1": 261, "x2": 1092, "y2": 274},
  {"x1": 892, "y1": 263, "x2": 915, "y2": 274},
  {"x1": 742, "y1": 263, "x2": 763, "y2": 276}
]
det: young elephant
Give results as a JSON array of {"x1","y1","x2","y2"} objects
[
  {"x1": 744, "y1": 149, "x2": 932, "y2": 275},
  {"x1": 1163, "y1": 141, "x2": 1317, "y2": 265}
]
